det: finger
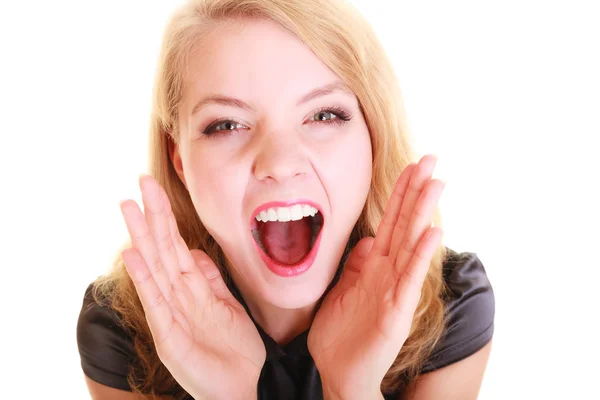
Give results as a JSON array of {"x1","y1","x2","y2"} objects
[
  {"x1": 395, "y1": 179, "x2": 445, "y2": 275},
  {"x1": 335, "y1": 237, "x2": 375, "y2": 294},
  {"x1": 394, "y1": 226, "x2": 442, "y2": 313},
  {"x1": 122, "y1": 247, "x2": 173, "y2": 342},
  {"x1": 120, "y1": 199, "x2": 174, "y2": 303},
  {"x1": 389, "y1": 155, "x2": 438, "y2": 265},
  {"x1": 344, "y1": 237, "x2": 375, "y2": 274},
  {"x1": 161, "y1": 187, "x2": 195, "y2": 275},
  {"x1": 371, "y1": 163, "x2": 417, "y2": 256},
  {"x1": 139, "y1": 175, "x2": 184, "y2": 290},
  {"x1": 190, "y1": 249, "x2": 236, "y2": 304},
  {"x1": 160, "y1": 189, "x2": 214, "y2": 312},
  {"x1": 154, "y1": 182, "x2": 220, "y2": 301}
]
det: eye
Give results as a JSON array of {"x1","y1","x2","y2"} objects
[
  {"x1": 312, "y1": 111, "x2": 336, "y2": 122},
  {"x1": 202, "y1": 119, "x2": 247, "y2": 136},
  {"x1": 307, "y1": 106, "x2": 353, "y2": 126},
  {"x1": 200, "y1": 106, "x2": 353, "y2": 138}
]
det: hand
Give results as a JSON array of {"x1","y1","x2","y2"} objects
[
  {"x1": 119, "y1": 175, "x2": 265, "y2": 400},
  {"x1": 308, "y1": 154, "x2": 445, "y2": 399}
]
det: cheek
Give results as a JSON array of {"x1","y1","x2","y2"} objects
[
  {"x1": 183, "y1": 148, "x2": 245, "y2": 234},
  {"x1": 320, "y1": 129, "x2": 373, "y2": 206}
]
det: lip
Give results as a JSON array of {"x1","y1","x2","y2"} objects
[
  {"x1": 249, "y1": 199, "x2": 324, "y2": 277},
  {"x1": 249, "y1": 199, "x2": 323, "y2": 230}
]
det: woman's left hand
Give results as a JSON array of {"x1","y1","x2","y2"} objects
[{"x1": 307, "y1": 154, "x2": 445, "y2": 400}]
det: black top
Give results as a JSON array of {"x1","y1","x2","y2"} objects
[{"x1": 77, "y1": 248, "x2": 495, "y2": 399}]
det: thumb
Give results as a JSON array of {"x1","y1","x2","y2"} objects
[
  {"x1": 335, "y1": 237, "x2": 375, "y2": 293},
  {"x1": 190, "y1": 249, "x2": 236, "y2": 303}
]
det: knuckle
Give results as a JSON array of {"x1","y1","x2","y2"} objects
[
  {"x1": 134, "y1": 269, "x2": 153, "y2": 285},
  {"x1": 205, "y1": 267, "x2": 222, "y2": 282},
  {"x1": 133, "y1": 230, "x2": 152, "y2": 243},
  {"x1": 413, "y1": 247, "x2": 429, "y2": 262},
  {"x1": 157, "y1": 232, "x2": 175, "y2": 253},
  {"x1": 391, "y1": 185, "x2": 404, "y2": 199},
  {"x1": 151, "y1": 255, "x2": 164, "y2": 273},
  {"x1": 413, "y1": 253, "x2": 426, "y2": 264},
  {"x1": 150, "y1": 291, "x2": 167, "y2": 308},
  {"x1": 403, "y1": 269, "x2": 419, "y2": 286},
  {"x1": 379, "y1": 216, "x2": 395, "y2": 231},
  {"x1": 412, "y1": 207, "x2": 426, "y2": 219},
  {"x1": 171, "y1": 273, "x2": 184, "y2": 289},
  {"x1": 397, "y1": 212, "x2": 410, "y2": 229},
  {"x1": 402, "y1": 239, "x2": 415, "y2": 253}
]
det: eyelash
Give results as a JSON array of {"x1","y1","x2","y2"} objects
[{"x1": 200, "y1": 106, "x2": 353, "y2": 137}]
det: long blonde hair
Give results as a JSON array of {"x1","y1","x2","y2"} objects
[{"x1": 92, "y1": 0, "x2": 449, "y2": 397}]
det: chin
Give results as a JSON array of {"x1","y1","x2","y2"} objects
[
  {"x1": 249, "y1": 216, "x2": 343, "y2": 310},
  {"x1": 216, "y1": 200, "x2": 352, "y2": 310},
  {"x1": 258, "y1": 267, "x2": 334, "y2": 310}
]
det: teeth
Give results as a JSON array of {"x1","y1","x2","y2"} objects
[
  {"x1": 290, "y1": 204, "x2": 303, "y2": 221},
  {"x1": 302, "y1": 205, "x2": 313, "y2": 217},
  {"x1": 255, "y1": 204, "x2": 319, "y2": 222},
  {"x1": 278, "y1": 207, "x2": 291, "y2": 222}
]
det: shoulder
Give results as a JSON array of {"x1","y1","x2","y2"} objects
[
  {"x1": 420, "y1": 247, "x2": 495, "y2": 374},
  {"x1": 76, "y1": 282, "x2": 136, "y2": 391}
]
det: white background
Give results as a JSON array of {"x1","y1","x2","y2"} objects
[{"x1": 1, "y1": 0, "x2": 598, "y2": 398}]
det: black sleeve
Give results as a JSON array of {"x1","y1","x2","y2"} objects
[
  {"x1": 76, "y1": 283, "x2": 136, "y2": 391},
  {"x1": 419, "y1": 248, "x2": 495, "y2": 374}
]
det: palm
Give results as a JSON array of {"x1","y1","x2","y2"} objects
[
  {"x1": 151, "y1": 258, "x2": 265, "y2": 398},
  {"x1": 308, "y1": 155, "x2": 445, "y2": 397},
  {"x1": 310, "y1": 253, "x2": 407, "y2": 391},
  {"x1": 166, "y1": 280, "x2": 258, "y2": 364},
  {"x1": 119, "y1": 176, "x2": 265, "y2": 399}
]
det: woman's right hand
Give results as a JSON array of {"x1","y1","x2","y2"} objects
[{"x1": 119, "y1": 175, "x2": 266, "y2": 400}]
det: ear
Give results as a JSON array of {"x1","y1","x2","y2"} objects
[{"x1": 167, "y1": 133, "x2": 188, "y2": 190}]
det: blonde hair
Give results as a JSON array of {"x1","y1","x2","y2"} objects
[{"x1": 92, "y1": 0, "x2": 449, "y2": 397}]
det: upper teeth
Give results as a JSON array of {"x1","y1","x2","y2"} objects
[{"x1": 255, "y1": 204, "x2": 319, "y2": 222}]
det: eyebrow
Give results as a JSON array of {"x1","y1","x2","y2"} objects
[{"x1": 190, "y1": 80, "x2": 354, "y2": 116}]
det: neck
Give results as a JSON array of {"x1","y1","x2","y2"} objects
[
  {"x1": 245, "y1": 297, "x2": 317, "y2": 345},
  {"x1": 227, "y1": 271, "x2": 318, "y2": 345}
]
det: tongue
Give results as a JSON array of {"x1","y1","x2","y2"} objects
[{"x1": 259, "y1": 218, "x2": 312, "y2": 265}]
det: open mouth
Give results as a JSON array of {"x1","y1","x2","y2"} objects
[{"x1": 251, "y1": 203, "x2": 324, "y2": 267}]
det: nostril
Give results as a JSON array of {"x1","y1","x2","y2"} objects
[{"x1": 252, "y1": 147, "x2": 310, "y2": 183}]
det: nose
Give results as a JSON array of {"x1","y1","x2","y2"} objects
[{"x1": 252, "y1": 131, "x2": 309, "y2": 183}]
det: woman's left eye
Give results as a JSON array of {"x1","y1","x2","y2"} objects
[
  {"x1": 312, "y1": 111, "x2": 336, "y2": 122},
  {"x1": 307, "y1": 107, "x2": 353, "y2": 126}
]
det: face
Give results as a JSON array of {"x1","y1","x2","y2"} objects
[{"x1": 172, "y1": 18, "x2": 372, "y2": 310}]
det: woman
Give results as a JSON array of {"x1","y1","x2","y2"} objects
[{"x1": 77, "y1": 0, "x2": 495, "y2": 398}]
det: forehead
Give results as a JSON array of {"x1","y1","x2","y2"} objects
[{"x1": 182, "y1": 18, "x2": 342, "y2": 113}]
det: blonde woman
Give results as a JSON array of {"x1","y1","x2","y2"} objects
[{"x1": 76, "y1": 0, "x2": 495, "y2": 399}]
